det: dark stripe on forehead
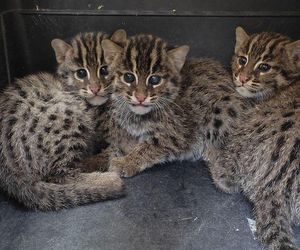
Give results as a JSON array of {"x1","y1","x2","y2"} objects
[
  {"x1": 75, "y1": 38, "x2": 83, "y2": 65},
  {"x1": 92, "y1": 32, "x2": 97, "y2": 61},
  {"x1": 152, "y1": 39, "x2": 163, "y2": 73},
  {"x1": 136, "y1": 36, "x2": 151, "y2": 72},
  {"x1": 99, "y1": 33, "x2": 107, "y2": 65},
  {"x1": 84, "y1": 33, "x2": 98, "y2": 66},
  {"x1": 250, "y1": 35, "x2": 274, "y2": 58},
  {"x1": 145, "y1": 38, "x2": 156, "y2": 71},
  {"x1": 268, "y1": 37, "x2": 287, "y2": 54},
  {"x1": 125, "y1": 41, "x2": 134, "y2": 71}
]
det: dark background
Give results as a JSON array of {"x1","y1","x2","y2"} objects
[
  {"x1": 0, "y1": 1, "x2": 299, "y2": 250},
  {"x1": 0, "y1": 0, "x2": 299, "y2": 89}
]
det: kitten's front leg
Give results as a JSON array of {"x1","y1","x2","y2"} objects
[
  {"x1": 77, "y1": 146, "x2": 120, "y2": 173},
  {"x1": 109, "y1": 138, "x2": 178, "y2": 177}
]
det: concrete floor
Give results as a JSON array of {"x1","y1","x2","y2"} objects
[{"x1": 0, "y1": 160, "x2": 299, "y2": 250}]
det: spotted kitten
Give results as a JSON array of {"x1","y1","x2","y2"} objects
[
  {"x1": 232, "y1": 26, "x2": 300, "y2": 101},
  {"x1": 0, "y1": 30, "x2": 126, "y2": 210},
  {"x1": 209, "y1": 29, "x2": 300, "y2": 249},
  {"x1": 81, "y1": 34, "x2": 249, "y2": 178}
]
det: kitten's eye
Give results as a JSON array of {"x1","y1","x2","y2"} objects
[
  {"x1": 99, "y1": 66, "x2": 109, "y2": 76},
  {"x1": 238, "y1": 56, "x2": 247, "y2": 66},
  {"x1": 123, "y1": 73, "x2": 135, "y2": 84},
  {"x1": 148, "y1": 75, "x2": 162, "y2": 86},
  {"x1": 75, "y1": 69, "x2": 88, "y2": 80},
  {"x1": 258, "y1": 63, "x2": 271, "y2": 72}
]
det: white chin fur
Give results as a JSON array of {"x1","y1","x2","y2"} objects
[
  {"x1": 129, "y1": 105, "x2": 152, "y2": 115},
  {"x1": 236, "y1": 87, "x2": 257, "y2": 98},
  {"x1": 87, "y1": 96, "x2": 108, "y2": 106}
]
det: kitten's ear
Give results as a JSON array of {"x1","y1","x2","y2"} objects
[
  {"x1": 235, "y1": 27, "x2": 249, "y2": 53},
  {"x1": 110, "y1": 29, "x2": 127, "y2": 46},
  {"x1": 101, "y1": 39, "x2": 123, "y2": 64},
  {"x1": 51, "y1": 39, "x2": 73, "y2": 63},
  {"x1": 167, "y1": 45, "x2": 190, "y2": 71},
  {"x1": 285, "y1": 40, "x2": 300, "y2": 66}
]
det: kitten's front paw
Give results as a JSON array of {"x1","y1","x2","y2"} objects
[{"x1": 109, "y1": 158, "x2": 140, "y2": 178}]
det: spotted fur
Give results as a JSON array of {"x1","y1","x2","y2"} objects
[
  {"x1": 0, "y1": 30, "x2": 127, "y2": 210},
  {"x1": 232, "y1": 27, "x2": 300, "y2": 101},
  {"x1": 81, "y1": 34, "x2": 250, "y2": 178},
  {"x1": 209, "y1": 29, "x2": 300, "y2": 250}
]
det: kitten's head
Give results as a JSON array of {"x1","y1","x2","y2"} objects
[
  {"x1": 51, "y1": 30, "x2": 127, "y2": 105},
  {"x1": 101, "y1": 34, "x2": 189, "y2": 115},
  {"x1": 232, "y1": 27, "x2": 300, "y2": 100}
]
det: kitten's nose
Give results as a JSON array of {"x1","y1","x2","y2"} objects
[
  {"x1": 135, "y1": 93, "x2": 146, "y2": 103},
  {"x1": 239, "y1": 74, "x2": 250, "y2": 84},
  {"x1": 90, "y1": 84, "x2": 100, "y2": 95}
]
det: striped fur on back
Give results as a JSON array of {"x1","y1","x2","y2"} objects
[{"x1": 232, "y1": 27, "x2": 300, "y2": 100}]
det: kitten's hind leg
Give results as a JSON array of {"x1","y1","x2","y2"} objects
[
  {"x1": 208, "y1": 157, "x2": 240, "y2": 194},
  {"x1": 254, "y1": 197, "x2": 298, "y2": 250}
]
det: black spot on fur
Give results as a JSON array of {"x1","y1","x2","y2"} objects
[
  {"x1": 271, "y1": 131, "x2": 277, "y2": 136},
  {"x1": 280, "y1": 120, "x2": 294, "y2": 131},
  {"x1": 206, "y1": 131, "x2": 211, "y2": 140},
  {"x1": 41, "y1": 94, "x2": 52, "y2": 102},
  {"x1": 29, "y1": 101, "x2": 35, "y2": 107},
  {"x1": 282, "y1": 111, "x2": 294, "y2": 118},
  {"x1": 54, "y1": 145, "x2": 65, "y2": 155},
  {"x1": 271, "y1": 136, "x2": 285, "y2": 162},
  {"x1": 170, "y1": 136, "x2": 180, "y2": 148},
  {"x1": 153, "y1": 137, "x2": 159, "y2": 146},
  {"x1": 37, "y1": 134, "x2": 43, "y2": 142},
  {"x1": 19, "y1": 90, "x2": 27, "y2": 98},
  {"x1": 289, "y1": 138, "x2": 300, "y2": 163},
  {"x1": 63, "y1": 119, "x2": 72, "y2": 130},
  {"x1": 29, "y1": 118, "x2": 38, "y2": 133},
  {"x1": 72, "y1": 132, "x2": 82, "y2": 138},
  {"x1": 44, "y1": 126, "x2": 51, "y2": 133},
  {"x1": 54, "y1": 130, "x2": 60, "y2": 134},
  {"x1": 49, "y1": 114, "x2": 57, "y2": 121},
  {"x1": 213, "y1": 119, "x2": 223, "y2": 129},
  {"x1": 8, "y1": 117, "x2": 17, "y2": 126},
  {"x1": 23, "y1": 111, "x2": 29, "y2": 120},
  {"x1": 256, "y1": 125, "x2": 266, "y2": 134},
  {"x1": 24, "y1": 146, "x2": 32, "y2": 160},
  {"x1": 78, "y1": 124, "x2": 88, "y2": 133},
  {"x1": 39, "y1": 106, "x2": 48, "y2": 112},
  {"x1": 221, "y1": 96, "x2": 230, "y2": 101},
  {"x1": 227, "y1": 108, "x2": 237, "y2": 118},
  {"x1": 65, "y1": 109, "x2": 73, "y2": 116},
  {"x1": 213, "y1": 107, "x2": 221, "y2": 114}
]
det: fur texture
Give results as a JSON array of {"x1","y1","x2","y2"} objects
[
  {"x1": 232, "y1": 27, "x2": 300, "y2": 101},
  {"x1": 209, "y1": 28, "x2": 300, "y2": 249},
  {"x1": 81, "y1": 34, "x2": 250, "y2": 178},
  {"x1": 0, "y1": 30, "x2": 127, "y2": 210}
]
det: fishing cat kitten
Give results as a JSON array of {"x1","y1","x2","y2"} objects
[
  {"x1": 81, "y1": 33, "x2": 249, "y2": 177},
  {"x1": 0, "y1": 30, "x2": 126, "y2": 210},
  {"x1": 232, "y1": 26, "x2": 299, "y2": 102},
  {"x1": 209, "y1": 28, "x2": 300, "y2": 249}
]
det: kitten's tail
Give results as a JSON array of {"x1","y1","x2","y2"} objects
[{"x1": 22, "y1": 172, "x2": 125, "y2": 210}]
